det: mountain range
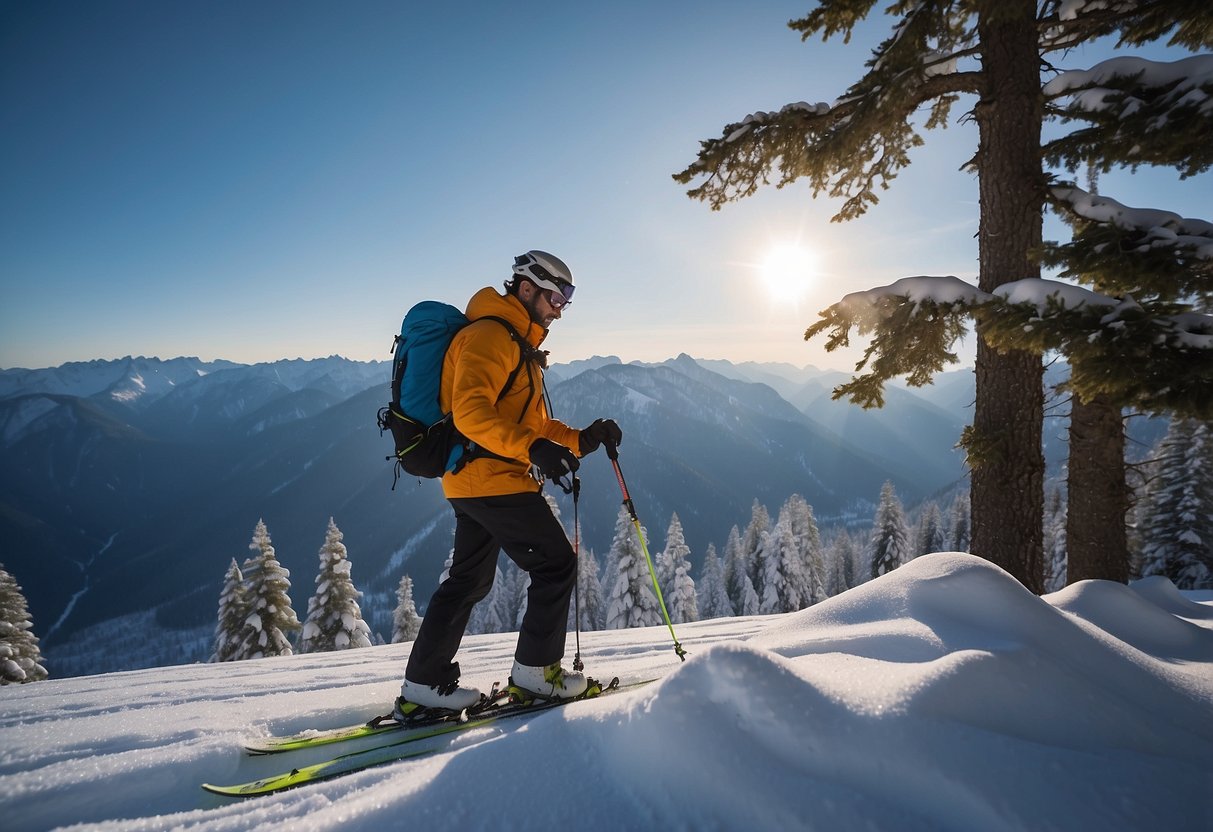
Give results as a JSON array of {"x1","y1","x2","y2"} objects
[{"x1": 1, "y1": 352, "x2": 1154, "y2": 675}]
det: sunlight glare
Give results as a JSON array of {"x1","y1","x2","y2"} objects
[{"x1": 760, "y1": 243, "x2": 818, "y2": 303}]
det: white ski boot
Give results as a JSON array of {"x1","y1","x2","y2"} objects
[
  {"x1": 509, "y1": 660, "x2": 588, "y2": 700},
  {"x1": 396, "y1": 678, "x2": 482, "y2": 717}
]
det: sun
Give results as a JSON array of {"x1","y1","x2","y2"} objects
[{"x1": 760, "y1": 243, "x2": 818, "y2": 303}]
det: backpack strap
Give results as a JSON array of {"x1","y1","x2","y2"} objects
[
  {"x1": 480, "y1": 315, "x2": 547, "y2": 420},
  {"x1": 451, "y1": 315, "x2": 549, "y2": 472}
]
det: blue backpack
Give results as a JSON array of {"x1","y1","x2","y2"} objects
[{"x1": 377, "y1": 301, "x2": 543, "y2": 482}]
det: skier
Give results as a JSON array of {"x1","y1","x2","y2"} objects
[{"x1": 399, "y1": 250, "x2": 622, "y2": 713}]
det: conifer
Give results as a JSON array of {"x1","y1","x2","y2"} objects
[{"x1": 0, "y1": 564, "x2": 48, "y2": 684}]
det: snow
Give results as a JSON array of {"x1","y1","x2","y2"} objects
[
  {"x1": 2, "y1": 553, "x2": 1210, "y2": 831},
  {"x1": 1052, "y1": 186, "x2": 1213, "y2": 260},
  {"x1": 1043, "y1": 55, "x2": 1213, "y2": 117}
]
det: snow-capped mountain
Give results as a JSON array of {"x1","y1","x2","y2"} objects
[
  {"x1": 0, "y1": 354, "x2": 992, "y2": 676},
  {"x1": 0, "y1": 356, "x2": 239, "y2": 407}
]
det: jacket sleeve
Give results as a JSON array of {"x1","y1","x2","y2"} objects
[{"x1": 448, "y1": 322, "x2": 579, "y2": 461}]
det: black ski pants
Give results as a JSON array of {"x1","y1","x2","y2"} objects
[{"x1": 404, "y1": 491, "x2": 576, "y2": 686}]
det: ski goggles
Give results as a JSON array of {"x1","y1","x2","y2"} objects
[{"x1": 530, "y1": 274, "x2": 575, "y2": 309}]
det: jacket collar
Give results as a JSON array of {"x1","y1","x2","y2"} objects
[{"x1": 465, "y1": 287, "x2": 547, "y2": 348}]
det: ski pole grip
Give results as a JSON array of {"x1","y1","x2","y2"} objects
[{"x1": 605, "y1": 439, "x2": 619, "y2": 460}]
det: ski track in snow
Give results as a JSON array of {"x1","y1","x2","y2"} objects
[{"x1": 1, "y1": 554, "x2": 1210, "y2": 831}]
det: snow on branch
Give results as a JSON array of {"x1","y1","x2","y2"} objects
[
  {"x1": 805, "y1": 275, "x2": 981, "y2": 408},
  {"x1": 1043, "y1": 54, "x2": 1213, "y2": 114},
  {"x1": 1051, "y1": 186, "x2": 1213, "y2": 260},
  {"x1": 805, "y1": 272, "x2": 1213, "y2": 415},
  {"x1": 1043, "y1": 54, "x2": 1213, "y2": 175}
]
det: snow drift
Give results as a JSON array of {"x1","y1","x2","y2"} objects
[{"x1": 1, "y1": 553, "x2": 1210, "y2": 831}]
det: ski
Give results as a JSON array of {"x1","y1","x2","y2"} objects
[
  {"x1": 242, "y1": 683, "x2": 510, "y2": 755},
  {"x1": 204, "y1": 676, "x2": 641, "y2": 797}
]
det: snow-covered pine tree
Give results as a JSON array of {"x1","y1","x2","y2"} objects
[
  {"x1": 210, "y1": 558, "x2": 247, "y2": 663},
  {"x1": 784, "y1": 493, "x2": 827, "y2": 604},
  {"x1": 236, "y1": 519, "x2": 301, "y2": 660},
  {"x1": 605, "y1": 505, "x2": 662, "y2": 629},
  {"x1": 825, "y1": 528, "x2": 859, "y2": 596},
  {"x1": 1043, "y1": 487, "x2": 1069, "y2": 592},
  {"x1": 392, "y1": 574, "x2": 422, "y2": 643},
  {"x1": 1138, "y1": 419, "x2": 1213, "y2": 588},
  {"x1": 947, "y1": 493, "x2": 971, "y2": 553},
  {"x1": 990, "y1": 75, "x2": 1212, "y2": 583},
  {"x1": 468, "y1": 565, "x2": 507, "y2": 635},
  {"x1": 741, "y1": 500, "x2": 771, "y2": 600},
  {"x1": 758, "y1": 519, "x2": 800, "y2": 614},
  {"x1": 488, "y1": 558, "x2": 524, "y2": 633},
  {"x1": 0, "y1": 564, "x2": 48, "y2": 684},
  {"x1": 915, "y1": 502, "x2": 946, "y2": 558},
  {"x1": 721, "y1": 524, "x2": 747, "y2": 614},
  {"x1": 655, "y1": 528, "x2": 675, "y2": 602},
  {"x1": 570, "y1": 546, "x2": 607, "y2": 631},
  {"x1": 869, "y1": 482, "x2": 911, "y2": 580},
  {"x1": 659, "y1": 513, "x2": 690, "y2": 604},
  {"x1": 299, "y1": 518, "x2": 372, "y2": 654},
  {"x1": 697, "y1": 543, "x2": 734, "y2": 619},
  {"x1": 665, "y1": 522, "x2": 698, "y2": 625},
  {"x1": 739, "y1": 574, "x2": 761, "y2": 617}
]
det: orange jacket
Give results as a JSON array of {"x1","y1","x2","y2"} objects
[{"x1": 440, "y1": 287, "x2": 581, "y2": 498}]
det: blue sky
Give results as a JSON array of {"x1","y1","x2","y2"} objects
[{"x1": 2, "y1": 2, "x2": 1208, "y2": 371}]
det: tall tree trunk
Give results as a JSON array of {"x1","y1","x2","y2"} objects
[
  {"x1": 1066, "y1": 394, "x2": 1129, "y2": 583},
  {"x1": 971, "y1": 1, "x2": 1045, "y2": 593}
]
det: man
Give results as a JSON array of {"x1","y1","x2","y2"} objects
[{"x1": 399, "y1": 250, "x2": 623, "y2": 712}]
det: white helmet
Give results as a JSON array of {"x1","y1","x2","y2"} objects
[{"x1": 512, "y1": 250, "x2": 575, "y2": 305}]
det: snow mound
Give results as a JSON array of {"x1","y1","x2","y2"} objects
[
  {"x1": 1130, "y1": 574, "x2": 1213, "y2": 622},
  {"x1": 1049, "y1": 577, "x2": 1213, "y2": 662}
]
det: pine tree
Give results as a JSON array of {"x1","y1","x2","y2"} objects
[
  {"x1": 1043, "y1": 487, "x2": 1069, "y2": 592},
  {"x1": 869, "y1": 482, "x2": 911, "y2": 579},
  {"x1": 915, "y1": 502, "x2": 946, "y2": 558},
  {"x1": 392, "y1": 574, "x2": 422, "y2": 643},
  {"x1": 210, "y1": 559, "x2": 247, "y2": 663},
  {"x1": 721, "y1": 525, "x2": 747, "y2": 614},
  {"x1": 666, "y1": 539, "x2": 698, "y2": 626},
  {"x1": 0, "y1": 564, "x2": 48, "y2": 684},
  {"x1": 947, "y1": 493, "x2": 971, "y2": 552},
  {"x1": 697, "y1": 543, "x2": 734, "y2": 619},
  {"x1": 236, "y1": 519, "x2": 301, "y2": 660},
  {"x1": 741, "y1": 500, "x2": 771, "y2": 600},
  {"x1": 826, "y1": 528, "x2": 859, "y2": 596},
  {"x1": 738, "y1": 574, "x2": 761, "y2": 617},
  {"x1": 785, "y1": 494, "x2": 827, "y2": 604},
  {"x1": 492, "y1": 559, "x2": 527, "y2": 633},
  {"x1": 758, "y1": 520, "x2": 800, "y2": 614},
  {"x1": 606, "y1": 505, "x2": 662, "y2": 629},
  {"x1": 655, "y1": 514, "x2": 679, "y2": 601},
  {"x1": 299, "y1": 518, "x2": 372, "y2": 653},
  {"x1": 1138, "y1": 420, "x2": 1213, "y2": 588},
  {"x1": 468, "y1": 564, "x2": 507, "y2": 635},
  {"x1": 570, "y1": 546, "x2": 607, "y2": 631},
  {"x1": 659, "y1": 514, "x2": 692, "y2": 612},
  {"x1": 676, "y1": 0, "x2": 1055, "y2": 591}
]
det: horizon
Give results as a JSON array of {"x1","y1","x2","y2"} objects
[{"x1": 1, "y1": 350, "x2": 977, "y2": 378}]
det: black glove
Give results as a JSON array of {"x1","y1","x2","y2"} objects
[
  {"x1": 529, "y1": 438, "x2": 580, "y2": 480},
  {"x1": 578, "y1": 418, "x2": 623, "y2": 456}
]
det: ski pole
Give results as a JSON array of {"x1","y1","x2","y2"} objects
[
  {"x1": 571, "y1": 473, "x2": 584, "y2": 672},
  {"x1": 605, "y1": 441, "x2": 687, "y2": 662}
]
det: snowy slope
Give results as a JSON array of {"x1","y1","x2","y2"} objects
[{"x1": 2, "y1": 554, "x2": 1210, "y2": 831}]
